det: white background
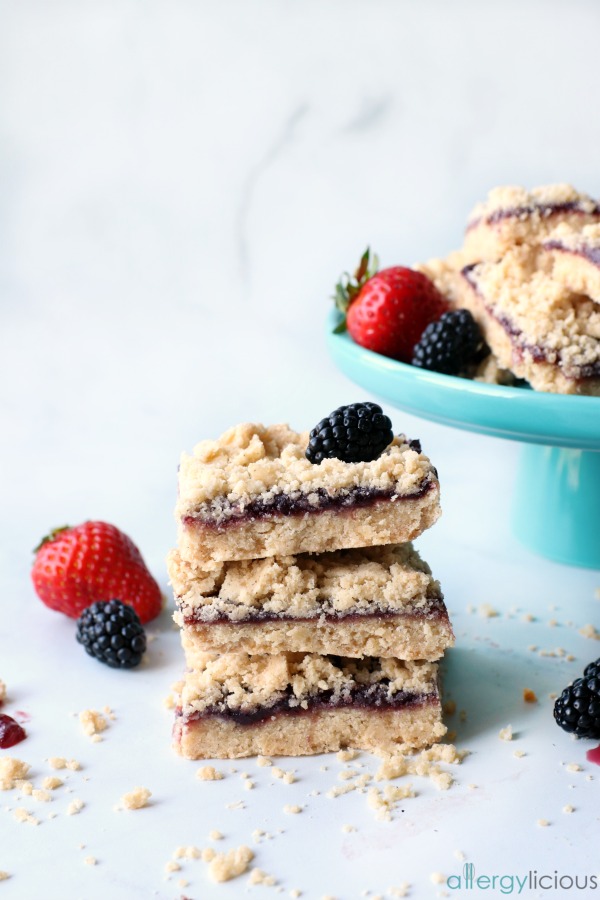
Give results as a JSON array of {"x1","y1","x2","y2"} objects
[{"x1": 1, "y1": 2, "x2": 599, "y2": 898}]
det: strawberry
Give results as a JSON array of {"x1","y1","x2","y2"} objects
[
  {"x1": 31, "y1": 521, "x2": 162, "y2": 624},
  {"x1": 333, "y1": 248, "x2": 450, "y2": 363}
]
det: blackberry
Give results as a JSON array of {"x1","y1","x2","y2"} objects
[
  {"x1": 306, "y1": 402, "x2": 393, "y2": 465},
  {"x1": 76, "y1": 600, "x2": 146, "y2": 669},
  {"x1": 553, "y1": 658, "x2": 600, "y2": 738},
  {"x1": 411, "y1": 309, "x2": 487, "y2": 375}
]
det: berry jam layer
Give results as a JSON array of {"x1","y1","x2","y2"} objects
[
  {"x1": 542, "y1": 223, "x2": 600, "y2": 304},
  {"x1": 174, "y1": 693, "x2": 445, "y2": 759}
]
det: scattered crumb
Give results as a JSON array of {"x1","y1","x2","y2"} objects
[
  {"x1": 537, "y1": 819, "x2": 550, "y2": 827},
  {"x1": 443, "y1": 700, "x2": 456, "y2": 716},
  {"x1": 0, "y1": 679, "x2": 6, "y2": 703},
  {"x1": 289, "y1": 891, "x2": 302, "y2": 899},
  {"x1": 548, "y1": 619, "x2": 558, "y2": 627},
  {"x1": 197, "y1": 766, "x2": 223, "y2": 781},
  {"x1": 42, "y1": 777, "x2": 63, "y2": 791},
  {"x1": 202, "y1": 848, "x2": 216, "y2": 862},
  {"x1": 272, "y1": 766, "x2": 295, "y2": 783},
  {"x1": 79, "y1": 709, "x2": 108, "y2": 737},
  {"x1": 178, "y1": 879, "x2": 188, "y2": 889},
  {"x1": 209, "y1": 831, "x2": 224, "y2": 841},
  {"x1": 523, "y1": 613, "x2": 536, "y2": 623},
  {"x1": 513, "y1": 750, "x2": 526, "y2": 759},
  {"x1": 336, "y1": 749, "x2": 358, "y2": 762},
  {"x1": 207, "y1": 845, "x2": 254, "y2": 883},
  {"x1": 15, "y1": 780, "x2": 33, "y2": 796},
  {"x1": 0, "y1": 872, "x2": 9, "y2": 881},
  {"x1": 367, "y1": 784, "x2": 415, "y2": 821},
  {"x1": 468, "y1": 783, "x2": 478, "y2": 790},
  {"x1": 48, "y1": 757, "x2": 67, "y2": 770},
  {"x1": 499, "y1": 725, "x2": 513, "y2": 741},
  {"x1": 389, "y1": 886, "x2": 410, "y2": 898},
  {"x1": 431, "y1": 872, "x2": 446, "y2": 884},
  {"x1": 225, "y1": 800, "x2": 245, "y2": 810},
  {"x1": 478, "y1": 603, "x2": 498, "y2": 618},
  {"x1": 84, "y1": 857, "x2": 97, "y2": 866},
  {"x1": 527, "y1": 645, "x2": 538, "y2": 652},
  {"x1": 119, "y1": 787, "x2": 151, "y2": 810},
  {"x1": 67, "y1": 799, "x2": 84, "y2": 816},
  {"x1": 257, "y1": 756, "x2": 272, "y2": 768},
  {"x1": 283, "y1": 804, "x2": 302, "y2": 815},
  {"x1": 165, "y1": 861, "x2": 180, "y2": 873},
  {"x1": 579, "y1": 624, "x2": 600, "y2": 640},
  {"x1": 523, "y1": 689, "x2": 538, "y2": 703},
  {"x1": 563, "y1": 805, "x2": 575, "y2": 813},
  {"x1": 174, "y1": 846, "x2": 200, "y2": 859},
  {"x1": 163, "y1": 694, "x2": 176, "y2": 710},
  {"x1": 249, "y1": 868, "x2": 277, "y2": 886},
  {"x1": 244, "y1": 779, "x2": 255, "y2": 791},
  {"x1": 0, "y1": 758, "x2": 31, "y2": 791},
  {"x1": 14, "y1": 807, "x2": 39, "y2": 825},
  {"x1": 341, "y1": 824, "x2": 356, "y2": 833},
  {"x1": 454, "y1": 850, "x2": 465, "y2": 861},
  {"x1": 31, "y1": 789, "x2": 52, "y2": 803},
  {"x1": 566, "y1": 763, "x2": 582, "y2": 773}
]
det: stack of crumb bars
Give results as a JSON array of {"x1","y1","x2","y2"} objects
[{"x1": 168, "y1": 411, "x2": 454, "y2": 759}]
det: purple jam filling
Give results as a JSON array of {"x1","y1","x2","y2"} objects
[
  {"x1": 543, "y1": 239, "x2": 600, "y2": 269},
  {"x1": 179, "y1": 685, "x2": 438, "y2": 727},
  {"x1": 466, "y1": 200, "x2": 600, "y2": 233},
  {"x1": 182, "y1": 480, "x2": 435, "y2": 530},
  {"x1": 181, "y1": 596, "x2": 448, "y2": 627}
]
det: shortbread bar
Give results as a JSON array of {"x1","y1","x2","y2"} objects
[
  {"x1": 173, "y1": 652, "x2": 445, "y2": 759},
  {"x1": 463, "y1": 183, "x2": 600, "y2": 264},
  {"x1": 176, "y1": 424, "x2": 440, "y2": 566},
  {"x1": 420, "y1": 248, "x2": 600, "y2": 395},
  {"x1": 169, "y1": 543, "x2": 453, "y2": 659}
]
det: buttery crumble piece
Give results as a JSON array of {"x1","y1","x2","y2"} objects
[
  {"x1": 174, "y1": 846, "x2": 201, "y2": 859},
  {"x1": 119, "y1": 787, "x2": 151, "y2": 810},
  {"x1": 513, "y1": 750, "x2": 526, "y2": 759},
  {"x1": 566, "y1": 763, "x2": 582, "y2": 772},
  {"x1": 0, "y1": 679, "x2": 6, "y2": 703},
  {"x1": 48, "y1": 757, "x2": 68, "y2": 770},
  {"x1": 478, "y1": 604, "x2": 498, "y2": 618},
  {"x1": 389, "y1": 886, "x2": 410, "y2": 898},
  {"x1": 207, "y1": 845, "x2": 254, "y2": 883},
  {"x1": 579, "y1": 624, "x2": 600, "y2": 640},
  {"x1": 42, "y1": 777, "x2": 63, "y2": 790},
  {"x1": 14, "y1": 807, "x2": 39, "y2": 825},
  {"x1": 79, "y1": 708, "x2": 106, "y2": 739},
  {"x1": 249, "y1": 868, "x2": 277, "y2": 886},
  {"x1": 0, "y1": 758, "x2": 31, "y2": 791},
  {"x1": 202, "y1": 848, "x2": 216, "y2": 862},
  {"x1": 498, "y1": 725, "x2": 513, "y2": 741},
  {"x1": 336, "y1": 749, "x2": 358, "y2": 762},
  {"x1": 84, "y1": 857, "x2": 97, "y2": 866},
  {"x1": 341, "y1": 824, "x2": 356, "y2": 833},
  {"x1": 165, "y1": 861, "x2": 180, "y2": 874},
  {"x1": 289, "y1": 891, "x2": 302, "y2": 899},
  {"x1": 15, "y1": 780, "x2": 33, "y2": 795},
  {"x1": 368, "y1": 783, "x2": 415, "y2": 820},
  {"x1": 257, "y1": 756, "x2": 272, "y2": 767},
  {"x1": 536, "y1": 819, "x2": 550, "y2": 827},
  {"x1": 430, "y1": 872, "x2": 446, "y2": 884},
  {"x1": 563, "y1": 805, "x2": 575, "y2": 813},
  {"x1": 0, "y1": 872, "x2": 9, "y2": 881},
  {"x1": 67, "y1": 799, "x2": 84, "y2": 815},
  {"x1": 244, "y1": 779, "x2": 255, "y2": 790},
  {"x1": 209, "y1": 831, "x2": 224, "y2": 841},
  {"x1": 66, "y1": 759, "x2": 81, "y2": 771},
  {"x1": 454, "y1": 850, "x2": 466, "y2": 861},
  {"x1": 283, "y1": 804, "x2": 303, "y2": 814},
  {"x1": 31, "y1": 789, "x2": 52, "y2": 803},
  {"x1": 197, "y1": 766, "x2": 224, "y2": 781},
  {"x1": 523, "y1": 689, "x2": 538, "y2": 703}
]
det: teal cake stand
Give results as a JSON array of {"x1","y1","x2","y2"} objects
[{"x1": 327, "y1": 312, "x2": 600, "y2": 569}]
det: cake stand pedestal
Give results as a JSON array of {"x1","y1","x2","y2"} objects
[{"x1": 327, "y1": 312, "x2": 600, "y2": 569}]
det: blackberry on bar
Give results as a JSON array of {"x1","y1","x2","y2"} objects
[
  {"x1": 76, "y1": 600, "x2": 147, "y2": 669},
  {"x1": 412, "y1": 309, "x2": 487, "y2": 376},
  {"x1": 553, "y1": 659, "x2": 600, "y2": 738},
  {"x1": 306, "y1": 402, "x2": 394, "y2": 465}
]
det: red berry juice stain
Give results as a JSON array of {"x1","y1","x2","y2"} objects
[
  {"x1": 15, "y1": 710, "x2": 31, "y2": 723},
  {"x1": 586, "y1": 744, "x2": 600, "y2": 766},
  {"x1": 0, "y1": 713, "x2": 27, "y2": 749}
]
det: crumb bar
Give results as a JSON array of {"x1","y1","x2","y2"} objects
[
  {"x1": 173, "y1": 653, "x2": 445, "y2": 759},
  {"x1": 176, "y1": 424, "x2": 440, "y2": 565},
  {"x1": 169, "y1": 544, "x2": 453, "y2": 660}
]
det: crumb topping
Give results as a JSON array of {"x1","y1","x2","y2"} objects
[
  {"x1": 196, "y1": 766, "x2": 224, "y2": 781},
  {"x1": 176, "y1": 424, "x2": 436, "y2": 521},
  {"x1": 467, "y1": 184, "x2": 599, "y2": 227},
  {"x1": 180, "y1": 653, "x2": 439, "y2": 715},
  {"x1": 169, "y1": 543, "x2": 442, "y2": 622},
  {"x1": 0, "y1": 758, "x2": 30, "y2": 790}
]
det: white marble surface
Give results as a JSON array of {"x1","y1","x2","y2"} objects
[{"x1": 1, "y1": 2, "x2": 600, "y2": 898}]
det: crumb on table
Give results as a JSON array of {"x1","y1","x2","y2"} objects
[{"x1": 119, "y1": 787, "x2": 151, "y2": 810}]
